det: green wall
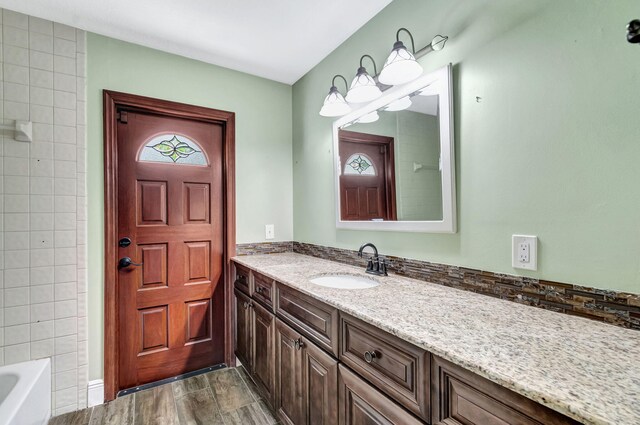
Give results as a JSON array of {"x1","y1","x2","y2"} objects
[
  {"x1": 292, "y1": 0, "x2": 640, "y2": 293},
  {"x1": 87, "y1": 34, "x2": 293, "y2": 379}
]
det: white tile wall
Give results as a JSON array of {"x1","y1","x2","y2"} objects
[{"x1": 0, "y1": 9, "x2": 87, "y2": 415}]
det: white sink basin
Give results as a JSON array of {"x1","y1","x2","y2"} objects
[{"x1": 309, "y1": 274, "x2": 379, "y2": 289}]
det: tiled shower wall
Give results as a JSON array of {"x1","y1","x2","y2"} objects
[{"x1": 0, "y1": 9, "x2": 88, "y2": 415}]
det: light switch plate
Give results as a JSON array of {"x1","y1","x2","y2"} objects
[
  {"x1": 512, "y1": 235, "x2": 537, "y2": 270},
  {"x1": 265, "y1": 224, "x2": 275, "y2": 240}
]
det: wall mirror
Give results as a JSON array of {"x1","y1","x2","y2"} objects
[{"x1": 333, "y1": 64, "x2": 456, "y2": 232}]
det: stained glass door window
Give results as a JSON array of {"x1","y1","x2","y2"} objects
[
  {"x1": 344, "y1": 154, "x2": 376, "y2": 175},
  {"x1": 139, "y1": 134, "x2": 208, "y2": 165}
]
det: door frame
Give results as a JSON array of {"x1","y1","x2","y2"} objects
[
  {"x1": 102, "y1": 90, "x2": 236, "y2": 400},
  {"x1": 338, "y1": 129, "x2": 397, "y2": 221}
]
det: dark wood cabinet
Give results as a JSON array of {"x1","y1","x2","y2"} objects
[
  {"x1": 340, "y1": 313, "x2": 429, "y2": 421},
  {"x1": 431, "y1": 355, "x2": 580, "y2": 425},
  {"x1": 276, "y1": 282, "x2": 339, "y2": 356},
  {"x1": 275, "y1": 318, "x2": 338, "y2": 425},
  {"x1": 253, "y1": 271, "x2": 275, "y2": 309},
  {"x1": 234, "y1": 288, "x2": 252, "y2": 369},
  {"x1": 234, "y1": 264, "x2": 251, "y2": 295},
  {"x1": 251, "y1": 300, "x2": 276, "y2": 406},
  {"x1": 338, "y1": 364, "x2": 423, "y2": 425},
  {"x1": 235, "y1": 260, "x2": 583, "y2": 425}
]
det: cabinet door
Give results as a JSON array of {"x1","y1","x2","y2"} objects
[
  {"x1": 275, "y1": 318, "x2": 303, "y2": 425},
  {"x1": 339, "y1": 365, "x2": 423, "y2": 425},
  {"x1": 432, "y1": 356, "x2": 581, "y2": 425},
  {"x1": 301, "y1": 336, "x2": 338, "y2": 425},
  {"x1": 252, "y1": 301, "x2": 275, "y2": 407},
  {"x1": 235, "y1": 289, "x2": 252, "y2": 369}
]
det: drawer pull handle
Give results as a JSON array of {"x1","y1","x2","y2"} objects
[
  {"x1": 256, "y1": 287, "x2": 263, "y2": 293},
  {"x1": 364, "y1": 350, "x2": 378, "y2": 363},
  {"x1": 294, "y1": 338, "x2": 304, "y2": 351},
  {"x1": 242, "y1": 301, "x2": 252, "y2": 309},
  {"x1": 235, "y1": 276, "x2": 246, "y2": 285}
]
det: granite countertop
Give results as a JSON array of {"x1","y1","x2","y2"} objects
[{"x1": 232, "y1": 253, "x2": 640, "y2": 425}]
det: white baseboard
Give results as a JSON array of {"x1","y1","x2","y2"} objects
[{"x1": 87, "y1": 380, "x2": 104, "y2": 407}]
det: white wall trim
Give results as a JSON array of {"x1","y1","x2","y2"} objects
[{"x1": 87, "y1": 380, "x2": 104, "y2": 407}]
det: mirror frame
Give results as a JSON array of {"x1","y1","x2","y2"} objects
[{"x1": 332, "y1": 64, "x2": 456, "y2": 233}]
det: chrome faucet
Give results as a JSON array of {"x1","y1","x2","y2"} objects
[{"x1": 358, "y1": 243, "x2": 388, "y2": 276}]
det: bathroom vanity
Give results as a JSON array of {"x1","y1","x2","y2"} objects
[{"x1": 231, "y1": 253, "x2": 640, "y2": 425}]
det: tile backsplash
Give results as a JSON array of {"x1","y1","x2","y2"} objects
[
  {"x1": 0, "y1": 9, "x2": 88, "y2": 415},
  {"x1": 236, "y1": 241, "x2": 640, "y2": 330}
]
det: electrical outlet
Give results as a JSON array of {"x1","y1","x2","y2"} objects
[
  {"x1": 265, "y1": 224, "x2": 275, "y2": 240},
  {"x1": 512, "y1": 235, "x2": 537, "y2": 270},
  {"x1": 518, "y1": 242, "x2": 530, "y2": 263}
]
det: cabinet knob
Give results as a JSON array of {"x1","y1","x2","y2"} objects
[
  {"x1": 242, "y1": 301, "x2": 249, "y2": 309},
  {"x1": 235, "y1": 275, "x2": 246, "y2": 285},
  {"x1": 294, "y1": 338, "x2": 304, "y2": 351},
  {"x1": 364, "y1": 350, "x2": 378, "y2": 363},
  {"x1": 255, "y1": 286, "x2": 263, "y2": 293}
]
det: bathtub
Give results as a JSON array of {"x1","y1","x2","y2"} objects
[{"x1": 0, "y1": 359, "x2": 51, "y2": 425}]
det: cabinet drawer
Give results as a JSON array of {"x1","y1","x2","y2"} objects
[
  {"x1": 432, "y1": 355, "x2": 580, "y2": 425},
  {"x1": 340, "y1": 313, "x2": 429, "y2": 421},
  {"x1": 234, "y1": 263, "x2": 251, "y2": 295},
  {"x1": 275, "y1": 283, "x2": 339, "y2": 357},
  {"x1": 339, "y1": 364, "x2": 423, "y2": 425},
  {"x1": 253, "y1": 271, "x2": 275, "y2": 310}
]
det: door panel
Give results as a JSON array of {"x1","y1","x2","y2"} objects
[
  {"x1": 338, "y1": 365, "x2": 423, "y2": 425},
  {"x1": 235, "y1": 289, "x2": 252, "y2": 368},
  {"x1": 275, "y1": 318, "x2": 302, "y2": 425},
  {"x1": 117, "y1": 111, "x2": 225, "y2": 390},
  {"x1": 252, "y1": 301, "x2": 275, "y2": 406},
  {"x1": 138, "y1": 244, "x2": 168, "y2": 288},
  {"x1": 302, "y1": 335, "x2": 338, "y2": 425}
]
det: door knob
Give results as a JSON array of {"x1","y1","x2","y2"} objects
[{"x1": 118, "y1": 257, "x2": 143, "y2": 269}]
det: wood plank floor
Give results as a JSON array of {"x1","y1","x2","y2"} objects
[{"x1": 49, "y1": 367, "x2": 279, "y2": 425}]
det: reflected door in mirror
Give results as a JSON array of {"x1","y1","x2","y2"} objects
[{"x1": 339, "y1": 130, "x2": 397, "y2": 221}]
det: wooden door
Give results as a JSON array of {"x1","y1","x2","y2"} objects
[
  {"x1": 252, "y1": 301, "x2": 275, "y2": 406},
  {"x1": 275, "y1": 318, "x2": 303, "y2": 425},
  {"x1": 339, "y1": 130, "x2": 396, "y2": 221},
  {"x1": 338, "y1": 365, "x2": 423, "y2": 425},
  {"x1": 301, "y1": 335, "x2": 338, "y2": 425},
  {"x1": 235, "y1": 289, "x2": 252, "y2": 369},
  {"x1": 116, "y1": 110, "x2": 225, "y2": 390}
]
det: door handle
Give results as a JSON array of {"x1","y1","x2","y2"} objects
[{"x1": 118, "y1": 257, "x2": 143, "y2": 269}]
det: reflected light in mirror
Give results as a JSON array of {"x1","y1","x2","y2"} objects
[
  {"x1": 356, "y1": 111, "x2": 379, "y2": 123},
  {"x1": 384, "y1": 95, "x2": 412, "y2": 112}
]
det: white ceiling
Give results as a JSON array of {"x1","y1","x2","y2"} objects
[{"x1": 0, "y1": 0, "x2": 391, "y2": 84}]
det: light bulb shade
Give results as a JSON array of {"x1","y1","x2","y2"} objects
[
  {"x1": 378, "y1": 41, "x2": 423, "y2": 86},
  {"x1": 319, "y1": 86, "x2": 351, "y2": 117},
  {"x1": 346, "y1": 67, "x2": 382, "y2": 103},
  {"x1": 385, "y1": 96, "x2": 412, "y2": 112},
  {"x1": 357, "y1": 111, "x2": 379, "y2": 124}
]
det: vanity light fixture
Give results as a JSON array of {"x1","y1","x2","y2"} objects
[
  {"x1": 319, "y1": 75, "x2": 352, "y2": 117},
  {"x1": 357, "y1": 111, "x2": 379, "y2": 124},
  {"x1": 345, "y1": 55, "x2": 383, "y2": 103},
  {"x1": 628, "y1": 19, "x2": 640, "y2": 44},
  {"x1": 378, "y1": 28, "x2": 423, "y2": 85},
  {"x1": 384, "y1": 95, "x2": 412, "y2": 112},
  {"x1": 319, "y1": 28, "x2": 448, "y2": 117}
]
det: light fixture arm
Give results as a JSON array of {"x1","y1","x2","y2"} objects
[
  {"x1": 415, "y1": 35, "x2": 449, "y2": 58},
  {"x1": 359, "y1": 54, "x2": 378, "y2": 76},
  {"x1": 332, "y1": 74, "x2": 349, "y2": 92},
  {"x1": 396, "y1": 27, "x2": 417, "y2": 53}
]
